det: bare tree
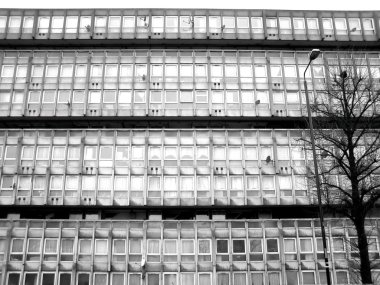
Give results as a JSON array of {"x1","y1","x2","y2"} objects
[{"x1": 304, "y1": 53, "x2": 380, "y2": 284}]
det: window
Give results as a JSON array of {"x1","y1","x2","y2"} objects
[
  {"x1": 4, "y1": 146, "x2": 17, "y2": 165},
  {"x1": 24, "y1": 273, "x2": 39, "y2": 285},
  {"x1": 251, "y1": 273, "x2": 264, "y2": 285},
  {"x1": 147, "y1": 239, "x2": 160, "y2": 262},
  {"x1": 302, "y1": 272, "x2": 315, "y2": 285},
  {"x1": 270, "y1": 65, "x2": 282, "y2": 78},
  {"x1": 278, "y1": 176, "x2": 292, "y2": 195},
  {"x1": 300, "y1": 238, "x2": 313, "y2": 260},
  {"x1": 50, "y1": 175, "x2": 63, "y2": 196},
  {"x1": 98, "y1": 176, "x2": 112, "y2": 197},
  {"x1": 237, "y1": 17, "x2": 249, "y2": 32},
  {"x1": 233, "y1": 273, "x2": 246, "y2": 285},
  {"x1": 266, "y1": 18, "x2": 277, "y2": 28},
  {"x1": 180, "y1": 177, "x2": 194, "y2": 197},
  {"x1": 28, "y1": 91, "x2": 40, "y2": 104},
  {"x1": 94, "y1": 273, "x2": 108, "y2": 285},
  {"x1": 165, "y1": 91, "x2": 177, "y2": 103},
  {"x1": 217, "y1": 273, "x2": 229, "y2": 285},
  {"x1": 10, "y1": 238, "x2": 24, "y2": 261},
  {"x1": 51, "y1": 16, "x2": 64, "y2": 33},
  {"x1": 273, "y1": 92, "x2": 285, "y2": 104},
  {"x1": 279, "y1": 18, "x2": 291, "y2": 33},
  {"x1": 27, "y1": 238, "x2": 41, "y2": 261},
  {"x1": 129, "y1": 239, "x2": 142, "y2": 261},
  {"x1": 293, "y1": 18, "x2": 305, "y2": 31},
  {"x1": 195, "y1": 91, "x2": 208, "y2": 103},
  {"x1": 91, "y1": 65, "x2": 103, "y2": 78},
  {"x1": 287, "y1": 271, "x2": 298, "y2": 285},
  {"x1": 23, "y1": 16, "x2": 34, "y2": 32},
  {"x1": 163, "y1": 240, "x2": 177, "y2": 262},
  {"x1": 115, "y1": 146, "x2": 129, "y2": 166},
  {"x1": 363, "y1": 18, "x2": 375, "y2": 35},
  {"x1": 61, "y1": 238, "x2": 74, "y2": 261},
  {"x1": 52, "y1": 146, "x2": 66, "y2": 164},
  {"x1": 112, "y1": 239, "x2": 126, "y2": 263},
  {"x1": 322, "y1": 18, "x2": 333, "y2": 33},
  {"x1": 95, "y1": 239, "x2": 108, "y2": 261},
  {"x1": 99, "y1": 146, "x2": 113, "y2": 167},
  {"x1": 78, "y1": 239, "x2": 92, "y2": 261},
  {"x1": 77, "y1": 273, "x2": 90, "y2": 285},
  {"x1": 105, "y1": 64, "x2": 118, "y2": 78},
  {"x1": 44, "y1": 238, "x2": 58, "y2": 261},
  {"x1": 180, "y1": 16, "x2": 193, "y2": 32},
  {"x1": 312, "y1": 66, "x2": 325, "y2": 78},
  {"x1": 1, "y1": 65, "x2": 15, "y2": 78},
  {"x1": 307, "y1": 18, "x2": 319, "y2": 33},
  {"x1": 334, "y1": 18, "x2": 347, "y2": 34},
  {"x1": 284, "y1": 65, "x2": 297, "y2": 78},
  {"x1": 164, "y1": 146, "x2": 177, "y2": 160},
  {"x1": 79, "y1": 16, "x2": 91, "y2": 34},
  {"x1": 84, "y1": 146, "x2": 97, "y2": 161},
  {"x1": 8, "y1": 16, "x2": 21, "y2": 31},
  {"x1": 266, "y1": 239, "x2": 279, "y2": 260},
  {"x1": 65, "y1": 16, "x2": 78, "y2": 33},
  {"x1": 287, "y1": 92, "x2": 299, "y2": 104},
  {"x1": 181, "y1": 239, "x2": 195, "y2": 262},
  {"x1": 195, "y1": 65, "x2": 207, "y2": 78},
  {"x1": 103, "y1": 91, "x2": 116, "y2": 105},
  {"x1": 216, "y1": 239, "x2": 229, "y2": 261},
  {"x1": 21, "y1": 146, "x2": 35, "y2": 162},
  {"x1": 284, "y1": 238, "x2": 297, "y2": 260},
  {"x1": 335, "y1": 271, "x2": 348, "y2": 284},
  {"x1": 332, "y1": 237, "x2": 345, "y2": 259},
  {"x1": 134, "y1": 91, "x2": 146, "y2": 103},
  {"x1": 255, "y1": 65, "x2": 267, "y2": 79},
  {"x1": 46, "y1": 65, "x2": 59, "y2": 78},
  {"x1": 75, "y1": 65, "x2": 87, "y2": 77},
  {"x1": 232, "y1": 239, "x2": 246, "y2": 261},
  {"x1": 164, "y1": 176, "x2": 177, "y2": 197},
  {"x1": 223, "y1": 17, "x2": 235, "y2": 31},
  {"x1": 152, "y1": 16, "x2": 164, "y2": 33},
  {"x1": 33, "y1": 176, "x2": 46, "y2": 197},
  {"x1": 209, "y1": 16, "x2": 221, "y2": 32},
  {"x1": 194, "y1": 16, "x2": 206, "y2": 33},
  {"x1": 123, "y1": 16, "x2": 135, "y2": 32},
  {"x1": 16, "y1": 65, "x2": 27, "y2": 79},
  {"x1": 197, "y1": 176, "x2": 210, "y2": 198},
  {"x1": 348, "y1": 18, "x2": 361, "y2": 35},
  {"x1": 108, "y1": 16, "x2": 121, "y2": 32},
  {"x1": 0, "y1": 16, "x2": 6, "y2": 31},
  {"x1": 240, "y1": 65, "x2": 253, "y2": 81},
  {"x1": 1, "y1": 176, "x2": 15, "y2": 196},
  {"x1": 130, "y1": 176, "x2": 144, "y2": 196},
  {"x1": 198, "y1": 239, "x2": 211, "y2": 261},
  {"x1": 251, "y1": 17, "x2": 263, "y2": 31},
  {"x1": 17, "y1": 176, "x2": 32, "y2": 194},
  {"x1": 42, "y1": 91, "x2": 55, "y2": 104},
  {"x1": 35, "y1": 146, "x2": 50, "y2": 162},
  {"x1": 180, "y1": 64, "x2": 193, "y2": 79},
  {"x1": 249, "y1": 239, "x2": 263, "y2": 261}
]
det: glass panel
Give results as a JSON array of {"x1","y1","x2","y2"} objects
[
  {"x1": 42, "y1": 273, "x2": 55, "y2": 285},
  {"x1": 59, "y1": 273, "x2": 71, "y2": 285}
]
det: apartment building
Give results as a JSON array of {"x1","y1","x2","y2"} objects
[{"x1": 0, "y1": 9, "x2": 380, "y2": 285}]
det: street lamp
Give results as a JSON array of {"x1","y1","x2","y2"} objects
[{"x1": 303, "y1": 49, "x2": 332, "y2": 285}]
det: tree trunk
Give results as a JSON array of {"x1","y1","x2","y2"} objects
[{"x1": 355, "y1": 219, "x2": 373, "y2": 284}]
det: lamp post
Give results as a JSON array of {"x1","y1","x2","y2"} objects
[{"x1": 303, "y1": 49, "x2": 332, "y2": 285}]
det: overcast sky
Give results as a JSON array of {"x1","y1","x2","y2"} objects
[{"x1": 2, "y1": 0, "x2": 380, "y2": 10}]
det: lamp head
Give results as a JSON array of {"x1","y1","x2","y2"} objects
[{"x1": 309, "y1": 49, "x2": 321, "y2": 61}]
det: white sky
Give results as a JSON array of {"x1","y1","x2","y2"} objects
[{"x1": 1, "y1": 0, "x2": 380, "y2": 10}]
